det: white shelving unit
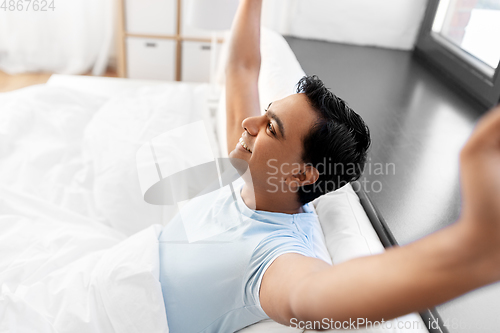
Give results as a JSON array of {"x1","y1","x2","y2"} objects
[{"x1": 117, "y1": 0, "x2": 224, "y2": 82}]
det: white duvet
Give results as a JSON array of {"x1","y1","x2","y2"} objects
[
  {"x1": 0, "y1": 83, "x2": 195, "y2": 332},
  {"x1": 0, "y1": 186, "x2": 167, "y2": 332}
]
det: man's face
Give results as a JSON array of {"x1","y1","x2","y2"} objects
[{"x1": 229, "y1": 93, "x2": 319, "y2": 195}]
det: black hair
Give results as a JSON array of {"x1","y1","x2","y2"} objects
[{"x1": 296, "y1": 75, "x2": 371, "y2": 205}]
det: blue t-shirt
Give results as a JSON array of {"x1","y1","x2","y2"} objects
[{"x1": 158, "y1": 178, "x2": 322, "y2": 333}]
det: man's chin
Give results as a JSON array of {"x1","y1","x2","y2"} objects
[
  {"x1": 224, "y1": 152, "x2": 251, "y2": 177},
  {"x1": 229, "y1": 147, "x2": 250, "y2": 159}
]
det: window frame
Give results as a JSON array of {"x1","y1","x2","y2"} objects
[{"x1": 415, "y1": 0, "x2": 500, "y2": 108}]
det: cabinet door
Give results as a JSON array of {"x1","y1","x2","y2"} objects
[
  {"x1": 126, "y1": 37, "x2": 176, "y2": 81},
  {"x1": 125, "y1": 0, "x2": 177, "y2": 35},
  {"x1": 181, "y1": 40, "x2": 212, "y2": 82}
]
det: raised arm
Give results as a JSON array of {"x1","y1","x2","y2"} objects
[
  {"x1": 225, "y1": 0, "x2": 263, "y2": 155},
  {"x1": 260, "y1": 105, "x2": 500, "y2": 327}
]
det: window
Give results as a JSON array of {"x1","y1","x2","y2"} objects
[{"x1": 415, "y1": 0, "x2": 500, "y2": 108}]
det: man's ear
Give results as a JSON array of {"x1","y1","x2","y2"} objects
[{"x1": 286, "y1": 165, "x2": 319, "y2": 189}]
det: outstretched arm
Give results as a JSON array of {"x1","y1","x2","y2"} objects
[
  {"x1": 225, "y1": 0, "x2": 262, "y2": 155},
  {"x1": 260, "y1": 105, "x2": 500, "y2": 326}
]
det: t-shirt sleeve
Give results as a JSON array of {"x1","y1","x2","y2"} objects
[{"x1": 243, "y1": 229, "x2": 316, "y2": 310}]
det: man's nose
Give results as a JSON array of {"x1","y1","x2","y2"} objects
[{"x1": 241, "y1": 115, "x2": 264, "y2": 136}]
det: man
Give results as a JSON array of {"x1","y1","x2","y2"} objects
[{"x1": 225, "y1": 0, "x2": 500, "y2": 328}]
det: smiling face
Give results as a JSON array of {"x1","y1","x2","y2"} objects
[{"x1": 229, "y1": 93, "x2": 320, "y2": 203}]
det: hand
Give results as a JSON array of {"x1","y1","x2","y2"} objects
[{"x1": 460, "y1": 105, "x2": 500, "y2": 223}]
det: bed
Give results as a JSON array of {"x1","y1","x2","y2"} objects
[{"x1": 0, "y1": 28, "x2": 429, "y2": 333}]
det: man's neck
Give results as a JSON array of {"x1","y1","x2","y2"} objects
[{"x1": 240, "y1": 183, "x2": 304, "y2": 215}]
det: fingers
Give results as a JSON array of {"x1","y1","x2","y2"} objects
[
  {"x1": 461, "y1": 104, "x2": 500, "y2": 157},
  {"x1": 458, "y1": 104, "x2": 500, "y2": 225}
]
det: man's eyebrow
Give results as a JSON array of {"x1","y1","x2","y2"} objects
[{"x1": 266, "y1": 103, "x2": 285, "y2": 139}]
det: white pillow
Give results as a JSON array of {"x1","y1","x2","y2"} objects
[
  {"x1": 215, "y1": 26, "x2": 307, "y2": 157},
  {"x1": 312, "y1": 183, "x2": 385, "y2": 264}
]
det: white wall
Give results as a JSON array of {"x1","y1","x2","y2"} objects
[{"x1": 262, "y1": 0, "x2": 428, "y2": 50}]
